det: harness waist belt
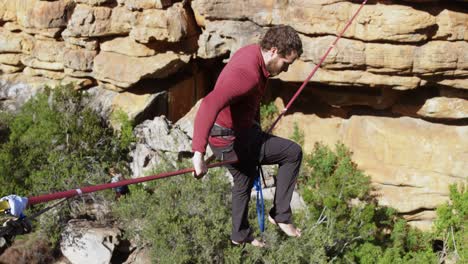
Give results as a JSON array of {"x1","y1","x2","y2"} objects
[{"x1": 210, "y1": 123, "x2": 235, "y2": 137}]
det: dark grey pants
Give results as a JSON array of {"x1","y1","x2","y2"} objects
[{"x1": 210, "y1": 128, "x2": 302, "y2": 242}]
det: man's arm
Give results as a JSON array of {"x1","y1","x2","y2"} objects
[{"x1": 191, "y1": 68, "x2": 257, "y2": 177}]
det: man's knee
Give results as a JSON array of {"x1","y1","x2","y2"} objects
[{"x1": 287, "y1": 142, "x2": 303, "y2": 163}]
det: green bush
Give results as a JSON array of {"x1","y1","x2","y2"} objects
[
  {"x1": 434, "y1": 184, "x2": 467, "y2": 263},
  {"x1": 110, "y1": 109, "x2": 136, "y2": 150},
  {"x1": 113, "y1": 166, "x2": 233, "y2": 263},
  {"x1": 0, "y1": 85, "x2": 133, "y2": 246},
  {"x1": 260, "y1": 102, "x2": 278, "y2": 131},
  {"x1": 290, "y1": 122, "x2": 305, "y2": 146},
  {"x1": 113, "y1": 164, "x2": 329, "y2": 263},
  {"x1": 300, "y1": 143, "x2": 438, "y2": 263},
  {"x1": 0, "y1": 85, "x2": 132, "y2": 196}
]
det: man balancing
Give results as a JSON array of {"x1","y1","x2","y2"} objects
[{"x1": 192, "y1": 25, "x2": 303, "y2": 247}]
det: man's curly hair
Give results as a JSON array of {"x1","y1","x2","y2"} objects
[{"x1": 260, "y1": 25, "x2": 303, "y2": 57}]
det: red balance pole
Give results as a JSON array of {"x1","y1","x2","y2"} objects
[{"x1": 27, "y1": 160, "x2": 236, "y2": 206}]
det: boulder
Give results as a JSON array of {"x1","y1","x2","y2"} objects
[
  {"x1": 301, "y1": 35, "x2": 366, "y2": 70},
  {"x1": 438, "y1": 79, "x2": 468, "y2": 90},
  {"x1": 63, "y1": 36, "x2": 99, "y2": 51},
  {"x1": 16, "y1": 0, "x2": 74, "y2": 29},
  {"x1": 197, "y1": 20, "x2": 265, "y2": 59},
  {"x1": 365, "y1": 43, "x2": 415, "y2": 74},
  {"x1": 100, "y1": 37, "x2": 156, "y2": 57},
  {"x1": 413, "y1": 41, "x2": 465, "y2": 76},
  {"x1": 31, "y1": 39, "x2": 65, "y2": 63},
  {"x1": 130, "y1": 3, "x2": 197, "y2": 43},
  {"x1": 65, "y1": 5, "x2": 135, "y2": 37},
  {"x1": 123, "y1": 247, "x2": 152, "y2": 264},
  {"x1": 130, "y1": 116, "x2": 192, "y2": 177},
  {"x1": 60, "y1": 76, "x2": 95, "y2": 90},
  {"x1": 21, "y1": 56, "x2": 64, "y2": 71},
  {"x1": 434, "y1": 9, "x2": 468, "y2": 41},
  {"x1": 134, "y1": 116, "x2": 192, "y2": 153},
  {"x1": 0, "y1": 53, "x2": 24, "y2": 66},
  {"x1": 0, "y1": 75, "x2": 54, "y2": 112},
  {"x1": 280, "y1": 61, "x2": 424, "y2": 90},
  {"x1": 111, "y1": 89, "x2": 167, "y2": 122},
  {"x1": 417, "y1": 97, "x2": 468, "y2": 119},
  {"x1": 0, "y1": 0, "x2": 17, "y2": 22},
  {"x1": 61, "y1": 220, "x2": 120, "y2": 264},
  {"x1": 0, "y1": 30, "x2": 34, "y2": 54},
  {"x1": 23, "y1": 66, "x2": 65, "y2": 80},
  {"x1": 93, "y1": 51, "x2": 190, "y2": 88},
  {"x1": 0, "y1": 64, "x2": 23, "y2": 73},
  {"x1": 63, "y1": 47, "x2": 97, "y2": 72}
]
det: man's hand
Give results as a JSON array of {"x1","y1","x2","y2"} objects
[
  {"x1": 0, "y1": 195, "x2": 28, "y2": 217},
  {"x1": 192, "y1": 151, "x2": 208, "y2": 179}
]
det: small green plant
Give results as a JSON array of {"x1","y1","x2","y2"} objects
[
  {"x1": 290, "y1": 121, "x2": 305, "y2": 146},
  {"x1": 110, "y1": 109, "x2": 136, "y2": 151},
  {"x1": 260, "y1": 102, "x2": 278, "y2": 131}
]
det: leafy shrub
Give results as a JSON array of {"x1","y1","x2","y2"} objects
[
  {"x1": 0, "y1": 85, "x2": 133, "y2": 247},
  {"x1": 260, "y1": 102, "x2": 278, "y2": 131},
  {"x1": 0, "y1": 85, "x2": 132, "y2": 196},
  {"x1": 300, "y1": 143, "x2": 438, "y2": 263},
  {"x1": 433, "y1": 184, "x2": 467, "y2": 263},
  {"x1": 113, "y1": 166, "x2": 232, "y2": 263},
  {"x1": 290, "y1": 122, "x2": 305, "y2": 146},
  {"x1": 300, "y1": 143, "x2": 377, "y2": 259},
  {"x1": 110, "y1": 109, "x2": 136, "y2": 150}
]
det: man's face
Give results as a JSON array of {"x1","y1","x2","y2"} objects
[{"x1": 266, "y1": 49, "x2": 298, "y2": 77}]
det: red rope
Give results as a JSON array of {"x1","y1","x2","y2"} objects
[
  {"x1": 27, "y1": 0, "x2": 368, "y2": 206},
  {"x1": 267, "y1": 0, "x2": 368, "y2": 134},
  {"x1": 27, "y1": 160, "x2": 236, "y2": 206}
]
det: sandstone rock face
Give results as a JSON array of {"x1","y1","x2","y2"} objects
[
  {"x1": 16, "y1": 0, "x2": 74, "y2": 30},
  {"x1": 193, "y1": 0, "x2": 467, "y2": 93},
  {"x1": 130, "y1": 3, "x2": 196, "y2": 43},
  {"x1": 100, "y1": 37, "x2": 156, "y2": 57},
  {"x1": 93, "y1": 51, "x2": 190, "y2": 88}
]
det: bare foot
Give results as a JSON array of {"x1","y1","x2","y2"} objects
[
  {"x1": 231, "y1": 237, "x2": 266, "y2": 248},
  {"x1": 268, "y1": 215, "x2": 302, "y2": 237}
]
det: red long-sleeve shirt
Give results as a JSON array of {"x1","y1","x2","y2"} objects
[{"x1": 192, "y1": 44, "x2": 270, "y2": 153}]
